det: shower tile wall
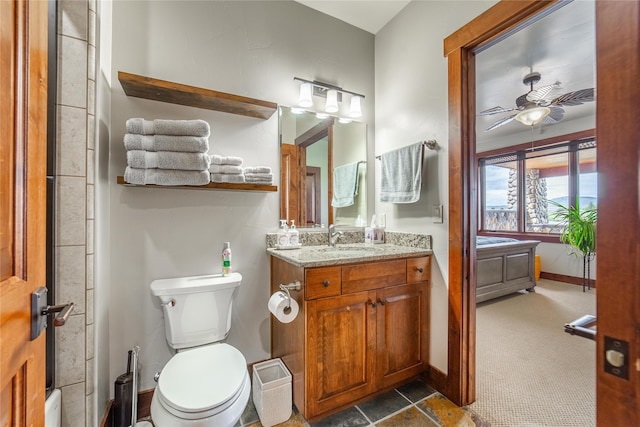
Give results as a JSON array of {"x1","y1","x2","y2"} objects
[{"x1": 55, "y1": 0, "x2": 96, "y2": 426}]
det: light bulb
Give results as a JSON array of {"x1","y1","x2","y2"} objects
[
  {"x1": 515, "y1": 106, "x2": 551, "y2": 126},
  {"x1": 349, "y1": 95, "x2": 362, "y2": 118},
  {"x1": 324, "y1": 89, "x2": 339, "y2": 113},
  {"x1": 298, "y1": 82, "x2": 313, "y2": 108}
]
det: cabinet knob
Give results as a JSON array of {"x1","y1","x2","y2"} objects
[
  {"x1": 379, "y1": 299, "x2": 386, "y2": 306},
  {"x1": 370, "y1": 301, "x2": 377, "y2": 308},
  {"x1": 322, "y1": 280, "x2": 330, "y2": 287},
  {"x1": 415, "y1": 267, "x2": 424, "y2": 273}
]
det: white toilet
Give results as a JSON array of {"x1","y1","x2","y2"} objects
[{"x1": 150, "y1": 273, "x2": 250, "y2": 427}]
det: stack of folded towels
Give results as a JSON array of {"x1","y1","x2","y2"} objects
[
  {"x1": 123, "y1": 118, "x2": 211, "y2": 186},
  {"x1": 209, "y1": 155, "x2": 245, "y2": 183},
  {"x1": 244, "y1": 166, "x2": 273, "y2": 185}
]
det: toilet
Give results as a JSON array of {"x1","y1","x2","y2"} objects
[{"x1": 150, "y1": 273, "x2": 250, "y2": 426}]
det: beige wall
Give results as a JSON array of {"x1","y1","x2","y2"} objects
[{"x1": 374, "y1": 0, "x2": 498, "y2": 371}]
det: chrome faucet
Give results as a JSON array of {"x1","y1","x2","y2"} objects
[{"x1": 328, "y1": 224, "x2": 344, "y2": 247}]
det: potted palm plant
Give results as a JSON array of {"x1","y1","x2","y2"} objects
[{"x1": 549, "y1": 198, "x2": 597, "y2": 291}]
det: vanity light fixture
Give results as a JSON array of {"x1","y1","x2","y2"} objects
[
  {"x1": 294, "y1": 77, "x2": 365, "y2": 118},
  {"x1": 324, "y1": 89, "x2": 339, "y2": 113},
  {"x1": 349, "y1": 95, "x2": 362, "y2": 118},
  {"x1": 514, "y1": 106, "x2": 551, "y2": 126},
  {"x1": 298, "y1": 82, "x2": 313, "y2": 108}
]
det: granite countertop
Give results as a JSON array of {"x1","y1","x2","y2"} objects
[{"x1": 266, "y1": 231, "x2": 433, "y2": 268}]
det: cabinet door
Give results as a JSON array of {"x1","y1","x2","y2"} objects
[
  {"x1": 306, "y1": 291, "x2": 377, "y2": 417},
  {"x1": 376, "y1": 283, "x2": 429, "y2": 388}
]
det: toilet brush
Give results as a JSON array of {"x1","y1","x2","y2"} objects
[{"x1": 129, "y1": 346, "x2": 152, "y2": 427}]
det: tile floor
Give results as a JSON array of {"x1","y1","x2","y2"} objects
[{"x1": 235, "y1": 379, "x2": 489, "y2": 427}]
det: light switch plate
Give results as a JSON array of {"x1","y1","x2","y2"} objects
[{"x1": 433, "y1": 204, "x2": 443, "y2": 223}]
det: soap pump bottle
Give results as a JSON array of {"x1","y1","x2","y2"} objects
[
  {"x1": 222, "y1": 242, "x2": 232, "y2": 276},
  {"x1": 289, "y1": 220, "x2": 299, "y2": 246},
  {"x1": 277, "y1": 220, "x2": 289, "y2": 247}
]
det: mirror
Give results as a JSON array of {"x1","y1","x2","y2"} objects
[{"x1": 279, "y1": 106, "x2": 367, "y2": 228}]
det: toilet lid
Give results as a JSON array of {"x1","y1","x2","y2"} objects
[{"x1": 157, "y1": 343, "x2": 247, "y2": 414}]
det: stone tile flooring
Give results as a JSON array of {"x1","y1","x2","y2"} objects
[{"x1": 236, "y1": 379, "x2": 487, "y2": 427}]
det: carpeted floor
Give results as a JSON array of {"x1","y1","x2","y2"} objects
[{"x1": 468, "y1": 279, "x2": 596, "y2": 427}]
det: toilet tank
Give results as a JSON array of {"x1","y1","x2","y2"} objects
[{"x1": 151, "y1": 273, "x2": 242, "y2": 350}]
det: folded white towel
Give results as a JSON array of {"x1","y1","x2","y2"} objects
[
  {"x1": 124, "y1": 167, "x2": 210, "y2": 186},
  {"x1": 209, "y1": 165, "x2": 243, "y2": 174},
  {"x1": 124, "y1": 134, "x2": 209, "y2": 153},
  {"x1": 210, "y1": 155, "x2": 244, "y2": 166},
  {"x1": 210, "y1": 173, "x2": 246, "y2": 184},
  {"x1": 127, "y1": 151, "x2": 211, "y2": 171},
  {"x1": 126, "y1": 118, "x2": 210, "y2": 137},
  {"x1": 244, "y1": 166, "x2": 272, "y2": 174},
  {"x1": 245, "y1": 173, "x2": 273, "y2": 183},
  {"x1": 380, "y1": 142, "x2": 423, "y2": 203}
]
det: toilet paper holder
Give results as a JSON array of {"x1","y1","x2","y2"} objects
[{"x1": 279, "y1": 281, "x2": 301, "y2": 310}]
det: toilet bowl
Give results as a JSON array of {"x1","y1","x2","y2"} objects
[{"x1": 150, "y1": 273, "x2": 249, "y2": 427}]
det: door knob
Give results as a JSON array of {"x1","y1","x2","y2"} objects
[
  {"x1": 31, "y1": 287, "x2": 74, "y2": 340},
  {"x1": 370, "y1": 301, "x2": 377, "y2": 308},
  {"x1": 42, "y1": 302, "x2": 75, "y2": 326}
]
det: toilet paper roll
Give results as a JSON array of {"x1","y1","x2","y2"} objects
[{"x1": 268, "y1": 291, "x2": 299, "y2": 323}]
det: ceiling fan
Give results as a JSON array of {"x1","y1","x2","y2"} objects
[{"x1": 480, "y1": 72, "x2": 595, "y2": 132}]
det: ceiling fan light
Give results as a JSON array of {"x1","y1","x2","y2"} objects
[
  {"x1": 515, "y1": 106, "x2": 551, "y2": 126},
  {"x1": 298, "y1": 82, "x2": 313, "y2": 108},
  {"x1": 324, "y1": 89, "x2": 339, "y2": 113}
]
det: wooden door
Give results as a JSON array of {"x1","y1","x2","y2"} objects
[
  {"x1": 305, "y1": 166, "x2": 321, "y2": 226},
  {"x1": 1, "y1": 0, "x2": 49, "y2": 424},
  {"x1": 306, "y1": 292, "x2": 377, "y2": 418},
  {"x1": 594, "y1": 1, "x2": 640, "y2": 423},
  {"x1": 376, "y1": 283, "x2": 429, "y2": 388}
]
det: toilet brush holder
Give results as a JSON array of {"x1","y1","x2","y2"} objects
[{"x1": 114, "y1": 350, "x2": 133, "y2": 427}]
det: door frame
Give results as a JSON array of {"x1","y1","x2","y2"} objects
[
  {"x1": 443, "y1": 0, "x2": 557, "y2": 405},
  {"x1": 444, "y1": 1, "x2": 640, "y2": 420}
]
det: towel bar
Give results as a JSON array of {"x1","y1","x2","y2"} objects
[{"x1": 375, "y1": 140, "x2": 437, "y2": 159}]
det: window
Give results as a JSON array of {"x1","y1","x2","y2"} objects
[{"x1": 479, "y1": 136, "x2": 596, "y2": 237}]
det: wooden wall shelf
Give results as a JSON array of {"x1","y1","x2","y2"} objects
[
  {"x1": 118, "y1": 71, "x2": 277, "y2": 120},
  {"x1": 117, "y1": 176, "x2": 277, "y2": 192}
]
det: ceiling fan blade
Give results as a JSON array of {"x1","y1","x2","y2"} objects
[
  {"x1": 479, "y1": 106, "x2": 517, "y2": 116},
  {"x1": 541, "y1": 106, "x2": 565, "y2": 125},
  {"x1": 550, "y1": 88, "x2": 595, "y2": 106},
  {"x1": 526, "y1": 81, "x2": 562, "y2": 102},
  {"x1": 515, "y1": 93, "x2": 529, "y2": 108},
  {"x1": 485, "y1": 114, "x2": 516, "y2": 131}
]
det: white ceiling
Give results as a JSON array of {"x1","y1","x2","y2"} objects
[
  {"x1": 295, "y1": 0, "x2": 410, "y2": 34},
  {"x1": 475, "y1": 1, "x2": 596, "y2": 144}
]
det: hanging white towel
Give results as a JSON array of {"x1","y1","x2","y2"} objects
[
  {"x1": 379, "y1": 143, "x2": 423, "y2": 203},
  {"x1": 331, "y1": 161, "x2": 361, "y2": 208}
]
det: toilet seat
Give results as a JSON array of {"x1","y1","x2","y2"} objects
[{"x1": 156, "y1": 343, "x2": 247, "y2": 420}]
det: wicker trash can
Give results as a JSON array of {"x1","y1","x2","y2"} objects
[{"x1": 252, "y1": 358, "x2": 292, "y2": 427}]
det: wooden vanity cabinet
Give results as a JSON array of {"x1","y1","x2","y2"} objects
[{"x1": 270, "y1": 254, "x2": 431, "y2": 421}]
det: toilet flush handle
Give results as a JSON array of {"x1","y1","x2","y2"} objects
[
  {"x1": 161, "y1": 299, "x2": 176, "y2": 307},
  {"x1": 154, "y1": 371, "x2": 161, "y2": 382}
]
